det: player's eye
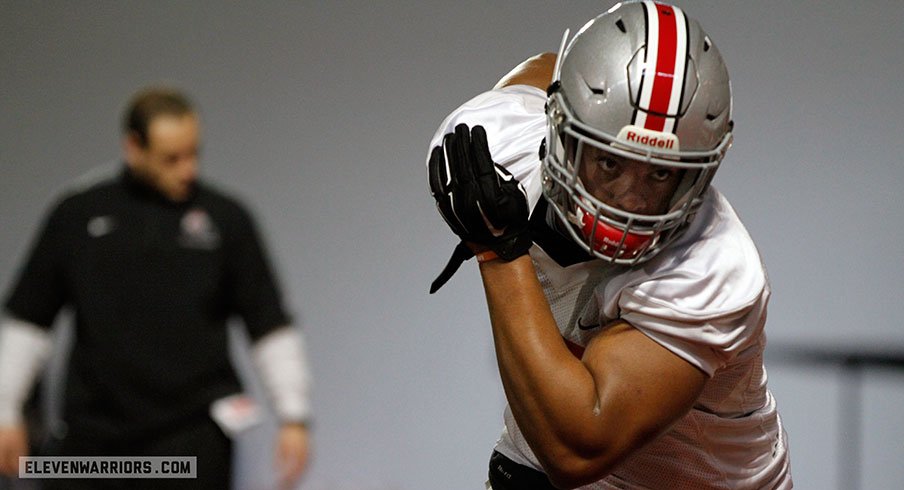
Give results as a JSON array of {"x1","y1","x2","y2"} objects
[
  {"x1": 597, "y1": 159, "x2": 619, "y2": 172},
  {"x1": 650, "y1": 167, "x2": 675, "y2": 182}
]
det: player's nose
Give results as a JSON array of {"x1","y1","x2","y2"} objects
[{"x1": 605, "y1": 174, "x2": 652, "y2": 214}]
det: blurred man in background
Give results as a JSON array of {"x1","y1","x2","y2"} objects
[{"x1": 0, "y1": 87, "x2": 312, "y2": 489}]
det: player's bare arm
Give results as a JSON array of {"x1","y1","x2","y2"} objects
[
  {"x1": 494, "y1": 52, "x2": 557, "y2": 91},
  {"x1": 478, "y1": 256, "x2": 707, "y2": 489}
]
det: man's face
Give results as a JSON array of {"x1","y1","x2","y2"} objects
[
  {"x1": 125, "y1": 113, "x2": 200, "y2": 202},
  {"x1": 577, "y1": 144, "x2": 683, "y2": 216}
]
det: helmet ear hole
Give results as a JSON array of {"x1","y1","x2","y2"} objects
[{"x1": 615, "y1": 18, "x2": 627, "y2": 33}]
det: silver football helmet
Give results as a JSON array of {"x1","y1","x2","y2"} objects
[{"x1": 543, "y1": 0, "x2": 733, "y2": 264}]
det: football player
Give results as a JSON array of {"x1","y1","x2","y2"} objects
[{"x1": 427, "y1": 2, "x2": 792, "y2": 488}]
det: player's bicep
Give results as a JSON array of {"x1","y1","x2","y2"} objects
[
  {"x1": 494, "y1": 52, "x2": 557, "y2": 90},
  {"x1": 582, "y1": 320, "x2": 707, "y2": 453}
]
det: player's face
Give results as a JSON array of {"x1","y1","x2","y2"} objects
[
  {"x1": 577, "y1": 144, "x2": 682, "y2": 216},
  {"x1": 126, "y1": 113, "x2": 200, "y2": 202}
]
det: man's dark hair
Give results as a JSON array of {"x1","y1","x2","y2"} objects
[{"x1": 122, "y1": 87, "x2": 195, "y2": 147}]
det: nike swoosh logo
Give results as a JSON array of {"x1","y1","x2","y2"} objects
[{"x1": 577, "y1": 320, "x2": 600, "y2": 331}]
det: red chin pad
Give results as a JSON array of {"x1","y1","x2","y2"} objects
[{"x1": 579, "y1": 209, "x2": 651, "y2": 259}]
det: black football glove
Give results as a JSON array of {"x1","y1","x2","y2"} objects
[{"x1": 427, "y1": 123, "x2": 531, "y2": 293}]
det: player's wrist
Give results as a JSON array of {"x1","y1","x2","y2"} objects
[
  {"x1": 466, "y1": 230, "x2": 533, "y2": 263},
  {"x1": 475, "y1": 249, "x2": 500, "y2": 263}
]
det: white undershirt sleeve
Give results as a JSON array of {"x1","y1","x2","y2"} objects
[
  {"x1": 0, "y1": 317, "x2": 54, "y2": 426},
  {"x1": 250, "y1": 326, "x2": 313, "y2": 425}
]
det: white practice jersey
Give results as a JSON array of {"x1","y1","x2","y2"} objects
[{"x1": 428, "y1": 85, "x2": 792, "y2": 489}]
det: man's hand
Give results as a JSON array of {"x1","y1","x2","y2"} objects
[
  {"x1": 275, "y1": 422, "x2": 309, "y2": 489},
  {"x1": 427, "y1": 123, "x2": 532, "y2": 292},
  {"x1": 0, "y1": 424, "x2": 28, "y2": 476},
  {"x1": 429, "y1": 123, "x2": 531, "y2": 259}
]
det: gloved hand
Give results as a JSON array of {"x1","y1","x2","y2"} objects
[{"x1": 428, "y1": 123, "x2": 531, "y2": 293}]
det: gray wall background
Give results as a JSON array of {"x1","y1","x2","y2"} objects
[{"x1": 2, "y1": 1, "x2": 902, "y2": 489}]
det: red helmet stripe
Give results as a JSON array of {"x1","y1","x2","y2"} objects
[
  {"x1": 647, "y1": 4, "x2": 677, "y2": 130},
  {"x1": 636, "y1": 2, "x2": 688, "y2": 135}
]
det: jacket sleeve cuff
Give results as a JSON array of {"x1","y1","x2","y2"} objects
[
  {"x1": 250, "y1": 326, "x2": 313, "y2": 424},
  {"x1": 0, "y1": 317, "x2": 53, "y2": 426}
]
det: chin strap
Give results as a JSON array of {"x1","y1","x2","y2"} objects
[{"x1": 429, "y1": 241, "x2": 475, "y2": 294}]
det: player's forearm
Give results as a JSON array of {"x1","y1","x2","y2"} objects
[{"x1": 478, "y1": 256, "x2": 607, "y2": 470}]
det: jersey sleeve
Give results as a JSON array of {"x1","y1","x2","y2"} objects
[
  {"x1": 620, "y1": 287, "x2": 769, "y2": 377},
  {"x1": 4, "y1": 199, "x2": 71, "y2": 328},
  {"x1": 607, "y1": 191, "x2": 771, "y2": 376},
  {"x1": 223, "y1": 201, "x2": 292, "y2": 341},
  {"x1": 427, "y1": 85, "x2": 549, "y2": 211}
]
